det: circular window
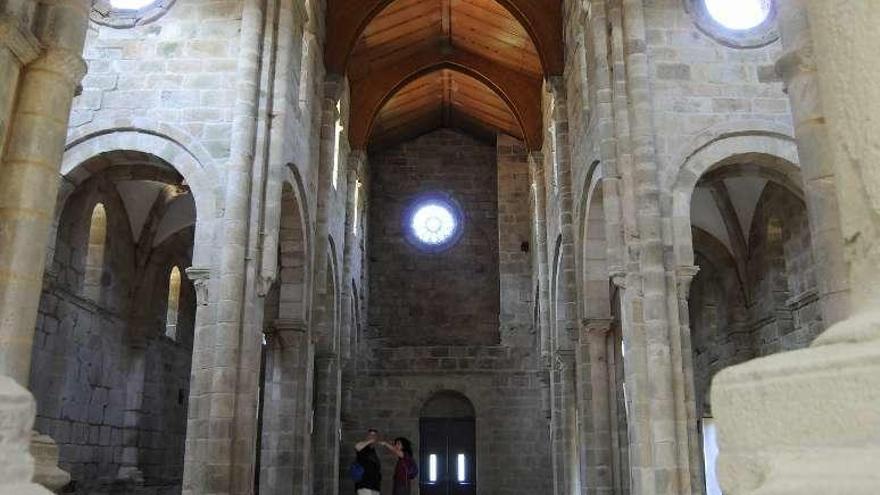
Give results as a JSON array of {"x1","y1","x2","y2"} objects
[
  {"x1": 690, "y1": 0, "x2": 778, "y2": 49},
  {"x1": 705, "y1": 0, "x2": 770, "y2": 30},
  {"x1": 91, "y1": 0, "x2": 175, "y2": 28},
  {"x1": 404, "y1": 195, "x2": 463, "y2": 252},
  {"x1": 109, "y1": 0, "x2": 157, "y2": 9}
]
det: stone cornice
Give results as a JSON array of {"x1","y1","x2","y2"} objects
[{"x1": 0, "y1": 16, "x2": 41, "y2": 66}]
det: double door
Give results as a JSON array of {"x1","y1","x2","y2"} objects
[{"x1": 419, "y1": 418, "x2": 476, "y2": 495}]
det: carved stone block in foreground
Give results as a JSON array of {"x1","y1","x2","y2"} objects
[{"x1": 0, "y1": 376, "x2": 52, "y2": 495}]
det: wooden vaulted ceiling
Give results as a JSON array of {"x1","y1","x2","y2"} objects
[
  {"x1": 371, "y1": 69, "x2": 523, "y2": 148},
  {"x1": 326, "y1": 0, "x2": 562, "y2": 150}
]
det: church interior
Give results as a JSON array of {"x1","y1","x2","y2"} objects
[{"x1": 0, "y1": 0, "x2": 877, "y2": 494}]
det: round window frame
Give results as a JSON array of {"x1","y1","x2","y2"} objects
[
  {"x1": 403, "y1": 193, "x2": 464, "y2": 253},
  {"x1": 688, "y1": 0, "x2": 779, "y2": 49},
  {"x1": 90, "y1": 0, "x2": 176, "y2": 28}
]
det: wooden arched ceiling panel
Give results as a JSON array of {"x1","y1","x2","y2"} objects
[
  {"x1": 326, "y1": 0, "x2": 563, "y2": 77},
  {"x1": 338, "y1": 0, "x2": 557, "y2": 151},
  {"x1": 371, "y1": 69, "x2": 522, "y2": 149}
]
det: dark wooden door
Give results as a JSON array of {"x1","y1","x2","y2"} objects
[{"x1": 419, "y1": 418, "x2": 476, "y2": 495}]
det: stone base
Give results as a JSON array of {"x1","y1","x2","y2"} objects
[
  {"x1": 31, "y1": 434, "x2": 70, "y2": 492},
  {"x1": 0, "y1": 377, "x2": 53, "y2": 495},
  {"x1": 712, "y1": 317, "x2": 880, "y2": 494}
]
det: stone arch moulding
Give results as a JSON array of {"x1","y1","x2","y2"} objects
[
  {"x1": 349, "y1": 54, "x2": 544, "y2": 151},
  {"x1": 669, "y1": 125, "x2": 801, "y2": 268},
  {"x1": 62, "y1": 126, "x2": 221, "y2": 267},
  {"x1": 260, "y1": 163, "x2": 314, "y2": 293},
  {"x1": 417, "y1": 387, "x2": 482, "y2": 418},
  {"x1": 324, "y1": 0, "x2": 564, "y2": 78}
]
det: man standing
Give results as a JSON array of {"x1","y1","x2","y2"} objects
[{"x1": 355, "y1": 428, "x2": 382, "y2": 494}]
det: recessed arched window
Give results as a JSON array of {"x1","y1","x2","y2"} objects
[
  {"x1": 404, "y1": 195, "x2": 463, "y2": 252},
  {"x1": 165, "y1": 266, "x2": 181, "y2": 340},
  {"x1": 83, "y1": 203, "x2": 107, "y2": 301}
]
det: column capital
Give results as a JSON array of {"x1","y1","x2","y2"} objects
[
  {"x1": 29, "y1": 46, "x2": 88, "y2": 87},
  {"x1": 0, "y1": 16, "x2": 41, "y2": 66},
  {"x1": 676, "y1": 264, "x2": 700, "y2": 298},
  {"x1": 609, "y1": 267, "x2": 626, "y2": 289},
  {"x1": 580, "y1": 317, "x2": 614, "y2": 337},
  {"x1": 185, "y1": 266, "x2": 211, "y2": 306}
]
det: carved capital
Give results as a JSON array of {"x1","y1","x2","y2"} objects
[
  {"x1": 185, "y1": 266, "x2": 211, "y2": 306},
  {"x1": 256, "y1": 273, "x2": 275, "y2": 297},
  {"x1": 610, "y1": 268, "x2": 627, "y2": 289},
  {"x1": 29, "y1": 47, "x2": 88, "y2": 87},
  {"x1": 0, "y1": 16, "x2": 41, "y2": 66},
  {"x1": 676, "y1": 265, "x2": 700, "y2": 299},
  {"x1": 581, "y1": 317, "x2": 614, "y2": 338}
]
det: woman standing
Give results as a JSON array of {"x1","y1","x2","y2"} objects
[{"x1": 382, "y1": 437, "x2": 417, "y2": 495}]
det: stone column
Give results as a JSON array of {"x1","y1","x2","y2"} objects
[
  {"x1": 529, "y1": 153, "x2": 552, "y2": 359},
  {"x1": 181, "y1": 0, "x2": 266, "y2": 491},
  {"x1": 0, "y1": 1, "x2": 40, "y2": 161},
  {"x1": 578, "y1": 318, "x2": 615, "y2": 495},
  {"x1": 774, "y1": 0, "x2": 850, "y2": 325},
  {"x1": 550, "y1": 350, "x2": 578, "y2": 495},
  {"x1": 0, "y1": 0, "x2": 88, "y2": 386},
  {"x1": 712, "y1": 1, "x2": 880, "y2": 493},
  {"x1": 615, "y1": 0, "x2": 694, "y2": 492},
  {"x1": 311, "y1": 353, "x2": 340, "y2": 495}
]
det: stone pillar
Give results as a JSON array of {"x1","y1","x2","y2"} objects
[
  {"x1": 578, "y1": 319, "x2": 615, "y2": 495},
  {"x1": 0, "y1": 377, "x2": 52, "y2": 495},
  {"x1": 550, "y1": 350, "x2": 578, "y2": 495},
  {"x1": 259, "y1": 322, "x2": 309, "y2": 495},
  {"x1": 712, "y1": 1, "x2": 880, "y2": 493},
  {"x1": 180, "y1": 0, "x2": 266, "y2": 491},
  {"x1": 529, "y1": 153, "x2": 552, "y2": 359},
  {"x1": 311, "y1": 353, "x2": 340, "y2": 495},
  {"x1": 0, "y1": 0, "x2": 88, "y2": 386},
  {"x1": 674, "y1": 266, "x2": 703, "y2": 494},
  {"x1": 774, "y1": 0, "x2": 850, "y2": 325},
  {"x1": 0, "y1": 2, "x2": 40, "y2": 161},
  {"x1": 615, "y1": 0, "x2": 694, "y2": 492}
]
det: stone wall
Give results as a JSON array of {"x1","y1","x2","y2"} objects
[
  {"x1": 29, "y1": 176, "x2": 195, "y2": 492},
  {"x1": 341, "y1": 345, "x2": 552, "y2": 495},
  {"x1": 367, "y1": 129, "x2": 500, "y2": 347},
  {"x1": 496, "y1": 135, "x2": 533, "y2": 348},
  {"x1": 71, "y1": 0, "x2": 242, "y2": 161}
]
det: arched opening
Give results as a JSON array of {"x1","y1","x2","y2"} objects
[
  {"x1": 30, "y1": 150, "x2": 198, "y2": 493},
  {"x1": 420, "y1": 391, "x2": 476, "y2": 495},
  {"x1": 685, "y1": 157, "x2": 821, "y2": 495},
  {"x1": 259, "y1": 181, "x2": 311, "y2": 495}
]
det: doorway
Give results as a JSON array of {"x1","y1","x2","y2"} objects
[{"x1": 419, "y1": 391, "x2": 476, "y2": 495}]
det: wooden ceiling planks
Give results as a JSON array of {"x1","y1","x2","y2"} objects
[
  {"x1": 370, "y1": 69, "x2": 522, "y2": 149},
  {"x1": 335, "y1": 0, "x2": 560, "y2": 150}
]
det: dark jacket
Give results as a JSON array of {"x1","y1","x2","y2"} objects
[{"x1": 355, "y1": 445, "x2": 381, "y2": 491}]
